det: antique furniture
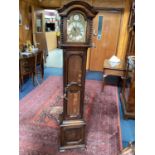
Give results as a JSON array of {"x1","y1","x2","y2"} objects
[
  {"x1": 120, "y1": 56, "x2": 135, "y2": 119},
  {"x1": 19, "y1": 54, "x2": 36, "y2": 91},
  {"x1": 58, "y1": 1, "x2": 97, "y2": 151},
  {"x1": 19, "y1": 49, "x2": 44, "y2": 90},
  {"x1": 102, "y1": 59, "x2": 126, "y2": 91},
  {"x1": 120, "y1": 0, "x2": 135, "y2": 119},
  {"x1": 34, "y1": 33, "x2": 48, "y2": 63},
  {"x1": 35, "y1": 50, "x2": 44, "y2": 80}
]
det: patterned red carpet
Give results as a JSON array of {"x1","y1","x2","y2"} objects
[{"x1": 20, "y1": 76, "x2": 122, "y2": 155}]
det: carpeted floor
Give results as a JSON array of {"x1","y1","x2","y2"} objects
[
  {"x1": 19, "y1": 67, "x2": 135, "y2": 148},
  {"x1": 20, "y1": 76, "x2": 122, "y2": 155}
]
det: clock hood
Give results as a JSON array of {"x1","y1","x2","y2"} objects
[{"x1": 58, "y1": 1, "x2": 97, "y2": 18}]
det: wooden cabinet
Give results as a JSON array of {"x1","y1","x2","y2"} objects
[
  {"x1": 121, "y1": 60, "x2": 135, "y2": 119},
  {"x1": 58, "y1": 1, "x2": 97, "y2": 150},
  {"x1": 120, "y1": 0, "x2": 135, "y2": 119}
]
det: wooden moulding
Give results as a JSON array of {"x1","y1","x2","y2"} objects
[
  {"x1": 58, "y1": 0, "x2": 97, "y2": 17},
  {"x1": 120, "y1": 92, "x2": 135, "y2": 119},
  {"x1": 59, "y1": 120, "x2": 86, "y2": 151},
  {"x1": 59, "y1": 144, "x2": 86, "y2": 152}
]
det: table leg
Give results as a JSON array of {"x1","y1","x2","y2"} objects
[
  {"x1": 102, "y1": 74, "x2": 107, "y2": 92},
  {"x1": 121, "y1": 76, "x2": 127, "y2": 93}
]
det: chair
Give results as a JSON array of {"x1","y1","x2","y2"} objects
[
  {"x1": 35, "y1": 50, "x2": 44, "y2": 80},
  {"x1": 35, "y1": 33, "x2": 48, "y2": 63},
  {"x1": 19, "y1": 55, "x2": 36, "y2": 91}
]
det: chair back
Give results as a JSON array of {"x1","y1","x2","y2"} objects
[
  {"x1": 35, "y1": 50, "x2": 44, "y2": 79},
  {"x1": 20, "y1": 55, "x2": 36, "y2": 76},
  {"x1": 36, "y1": 50, "x2": 43, "y2": 66}
]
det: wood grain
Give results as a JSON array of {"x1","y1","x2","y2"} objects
[
  {"x1": 89, "y1": 11, "x2": 122, "y2": 71},
  {"x1": 19, "y1": 0, "x2": 33, "y2": 46},
  {"x1": 93, "y1": 0, "x2": 124, "y2": 9},
  {"x1": 117, "y1": 0, "x2": 132, "y2": 60},
  {"x1": 35, "y1": 32, "x2": 48, "y2": 52}
]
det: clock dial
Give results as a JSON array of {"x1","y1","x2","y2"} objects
[
  {"x1": 74, "y1": 15, "x2": 79, "y2": 21},
  {"x1": 67, "y1": 13, "x2": 87, "y2": 42}
]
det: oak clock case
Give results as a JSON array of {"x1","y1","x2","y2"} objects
[{"x1": 58, "y1": 1, "x2": 97, "y2": 151}]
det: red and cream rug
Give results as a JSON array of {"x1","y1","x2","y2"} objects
[{"x1": 20, "y1": 76, "x2": 122, "y2": 155}]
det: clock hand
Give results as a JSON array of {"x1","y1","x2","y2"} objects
[{"x1": 73, "y1": 26, "x2": 76, "y2": 32}]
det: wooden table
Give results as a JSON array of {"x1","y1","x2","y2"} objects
[
  {"x1": 19, "y1": 49, "x2": 43, "y2": 91},
  {"x1": 19, "y1": 49, "x2": 39, "y2": 59},
  {"x1": 102, "y1": 59, "x2": 126, "y2": 91}
]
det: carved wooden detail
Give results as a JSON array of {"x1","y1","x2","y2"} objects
[{"x1": 58, "y1": 1, "x2": 97, "y2": 150}]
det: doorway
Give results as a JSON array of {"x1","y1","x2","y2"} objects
[
  {"x1": 89, "y1": 10, "x2": 122, "y2": 71},
  {"x1": 43, "y1": 9, "x2": 62, "y2": 68},
  {"x1": 32, "y1": 8, "x2": 63, "y2": 68}
]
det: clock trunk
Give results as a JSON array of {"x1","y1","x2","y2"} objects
[{"x1": 59, "y1": 48, "x2": 87, "y2": 150}]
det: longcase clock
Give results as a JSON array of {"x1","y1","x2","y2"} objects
[{"x1": 58, "y1": 1, "x2": 97, "y2": 150}]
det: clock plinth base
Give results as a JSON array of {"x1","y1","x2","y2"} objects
[
  {"x1": 59, "y1": 120, "x2": 86, "y2": 150},
  {"x1": 59, "y1": 144, "x2": 86, "y2": 151}
]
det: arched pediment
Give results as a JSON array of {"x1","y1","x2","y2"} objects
[{"x1": 58, "y1": 1, "x2": 97, "y2": 18}]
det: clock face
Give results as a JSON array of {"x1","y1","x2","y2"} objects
[
  {"x1": 67, "y1": 13, "x2": 87, "y2": 42},
  {"x1": 74, "y1": 14, "x2": 80, "y2": 21}
]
